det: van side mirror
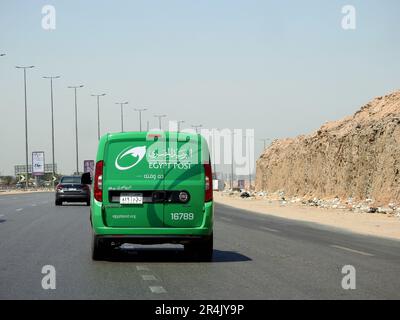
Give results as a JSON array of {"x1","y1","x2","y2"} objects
[{"x1": 81, "y1": 172, "x2": 92, "y2": 185}]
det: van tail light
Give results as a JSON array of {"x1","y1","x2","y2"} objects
[
  {"x1": 204, "y1": 159, "x2": 213, "y2": 202},
  {"x1": 94, "y1": 160, "x2": 104, "y2": 202},
  {"x1": 56, "y1": 184, "x2": 63, "y2": 190}
]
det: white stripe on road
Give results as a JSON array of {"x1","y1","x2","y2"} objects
[
  {"x1": 330, "y1": 245, "x2": 374, "y2": 257},
  {"x1": 31, "y1": 204, "x2": 37, "y2": 207},
  {"x1": 16, "y1": 208, "x2": 23, "y2": 212},
  {"x1": 149, "y1": 286, "x2": 167, "y2": 294},
  {"x1": 220, "y1": 217, "x2": 232, "y2": 222},
  {"x1": 260, "y1": 226, "x2": 279, "y2": 233},
  {"x1": 141, "y1": 275, "x2": 157, "y2": 281},
  {"x1": 136, "y1": 266, "x2": 150, "y2": 271}
]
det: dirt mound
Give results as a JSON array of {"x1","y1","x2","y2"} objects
[{"x1": 255, "y1": 90, "x2": 400, "y2": 205}]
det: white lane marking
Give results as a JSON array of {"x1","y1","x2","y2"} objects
[
  {"x1": 330, "y1": 245, "x2": 374, "y2": 257},
  {"x1": 16, "y1": 208, "x2": 23, "y2": 212},
  {"x1": 0, "y1": 214, "x2": 5, "y2": 218},
  {"x1": 31, "y1": 204, "x2": 37, "y2": 207},
  {"x1": 260, "y1": 226, "x2": 279, "y2": 233},
  {"x1": 149, "y1": 286, "x2": 166, "y2": 294},
  {"x1": 142, "y1": 275, "x2": 157, "y2": 281},
  {"x1": 220, "y1": 217, "x2": 232, "y2": 222},
  {"x1": 136, "y1": 266, "x2": 150, "y2": 271}
]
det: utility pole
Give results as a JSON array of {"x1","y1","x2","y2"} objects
[
  {"x1": 116, "y1": 102, "x2": 128, "y2": 132},
  {"x1": 91, "y1": 93, "x2": 106, "y2": 140},
  {"x1": 16, "y1": 65, "x2": 35, "y2": 188},
  {"x1": 68, "y1": 85, "x2": 84, "y2": 175},
  {"x1": 134, "y1": 108, "x2": 147, "y2": 131},
  {"x1": 43, "y1": 76, "x2": 60, "y2": 188},
  {"x1": 154, "y1": 114, "x2": 167, "y2": 130}
]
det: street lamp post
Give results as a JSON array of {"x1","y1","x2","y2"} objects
[
  {"x1": 231, "y1": 130, "x2": 234, "y2": 190},
  {"x1": 260, "y1": 138, "x2": 270, "y2": 150},
  {"x1": 177, "y1": 120, "x2": 185, "y2": 132},
  {"x1": 43, "y1": 76, "x2": 60, "y2": 188},
  {"x1": 134, "y1": 108, "x2": 147, "y2": 132},
  {"x1": 16, "y1": 65, "x2": 35, "y2": 188},
  {"x1": 154, "y1": 114, "x2": 167, "y2": 130},
  {"x1": 116, "y1": 102, "x2": 128, "y2": 132},
  {"x1": 68, "y1": 85, "x2": 84, "y2": 175},
  {"x1": 244, "y1": 134, "x2": 253, "y2": 191},
  {"x1": 191, "y1": 124, "x2": 202, "y2": 134},
  {"x1": 91, "y1": 93, "x2": 106, "y2": 140}
]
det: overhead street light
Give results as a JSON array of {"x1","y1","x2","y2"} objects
[
  {"x1": 154, "y1": 114, "x2": 167, "y2": 130},
  {"x1": 116, "y1": 102, "x2": 128, "y2": 132},
  {"x1": 191, "y1": 124, "x2": 202, "y2": 134},
  {"x1": 68, "y1": 85, "x2": 84, "y2": 174},
  {"x1": 16, "y1": 65, "x2": 35, "y2": 188},
  {"x1": 43, "y1": 76, "x2": 61, "y2": 188},
  {"x1": 134, "y1": 108, "x2": 147, "y2": 132},
  {"x1": 91, "y1": 93, "x2": 106, "y2": 140}
]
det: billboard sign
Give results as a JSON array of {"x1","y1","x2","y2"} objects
[
  {"x1": 32, "y1": 151, "x2": 45, "y2": 176},
  {"x1": 84, "y1": 160, "x2": 95, "y2": 178}
]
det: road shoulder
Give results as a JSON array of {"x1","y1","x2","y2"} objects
[{"x1": 214, "y1": 192, "x2": 400, "y2": 241}]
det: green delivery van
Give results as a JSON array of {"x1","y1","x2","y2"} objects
[{"x1": 82, "y1": 131, "x2": 214, "y2": 261}]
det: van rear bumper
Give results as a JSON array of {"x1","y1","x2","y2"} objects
[{"x1": 94, "y1": 234, "x2": 211, "y2": 245}]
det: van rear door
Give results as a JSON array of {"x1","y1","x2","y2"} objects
[
  {"x1": 102, "y1": 133, "x2": 164, "y2": 227},
  {"x1": 163, "y1": 132, "x2": 205, "y2": 228}
]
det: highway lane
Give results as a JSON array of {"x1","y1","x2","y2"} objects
[{"x1": 1, "y1": 192, "x2": 400, "y2": 299}]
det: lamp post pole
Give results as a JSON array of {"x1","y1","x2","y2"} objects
[
  {"x1": 116, "y1": 102, "x2": 129, "y2": 132},
  {"x1": 177, "y1": 120, "x2": 185, "y2": 132},
  {"x1": 154, "y1": 114, "x2": 167, "y2": 130},
  {"x1": 43, "y1": 76, "x2": 60, "y2": 187},
  {"x1": 68, "y1": 85, "x2": 84, "y2": 174},
  {"x1": 134, "y1": 108, "x2": 147, "y2": 131},
  {"x1": 91, "y1": 93, "x2": 106, "y2": 140},
  {"x1": 16, "y1": 65, "x2": 35, "y2": 188}
]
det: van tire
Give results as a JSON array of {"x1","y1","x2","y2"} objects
[
  {"x1": 86, "y1": 200, "x2": 90, "y2": 206},
  {"x1": 55, "y1": 200, "x2": 62, "y2": 206},
  {"x1": 91, "y1": 235, "x2": 109, "y2": 261},
  {"x1": 185, "y1": 234, "x2": 213, "y2": 262}
]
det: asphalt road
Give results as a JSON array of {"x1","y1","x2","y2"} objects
[{"x1": 1, "y1": 192, "x2": 400, "y2": 299}]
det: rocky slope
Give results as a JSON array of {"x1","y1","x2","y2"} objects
[{"x1": 256, "y1": 90, "x2": 400, "y2": 205}]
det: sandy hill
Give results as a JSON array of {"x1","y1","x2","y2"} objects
[{"x1": 256, "y1": 90, "x2": 400, "y2": 205}]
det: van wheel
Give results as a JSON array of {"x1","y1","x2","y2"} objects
[
  {"x1": 185, "y1": 234, "x2": 213, "y2": 262},
  {"x1": 86, "y1": 200, "x2": 91, "y2": 206},
  {"x1": 91, "y1": 235, "x2": 109, "y2": 261},
  {"x1": 55, "y1": 200, "x2": 62, "y2": 206}
]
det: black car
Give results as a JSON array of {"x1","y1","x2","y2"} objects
[{"x1": 55, "y1": 175, "x2": 90, "y2": 206}]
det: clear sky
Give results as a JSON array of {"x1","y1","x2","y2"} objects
[{"x1": 1, "y1": 0, "x2": 400, "y2": 176}]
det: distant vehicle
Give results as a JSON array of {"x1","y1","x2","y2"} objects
[
  {"x1": 84, "y1": 131, "x2": 214, "y2": 261},
  {"x1": 55, "y1": 176, "x2": 90, "y2": 206}
]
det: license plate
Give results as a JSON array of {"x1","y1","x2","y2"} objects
[
  {"x1": 68, "y1": 188, "x2": 77, "y2": 191},
  {"x1": 120, "y1": 193, "x2": 143, "y2": 204}
]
